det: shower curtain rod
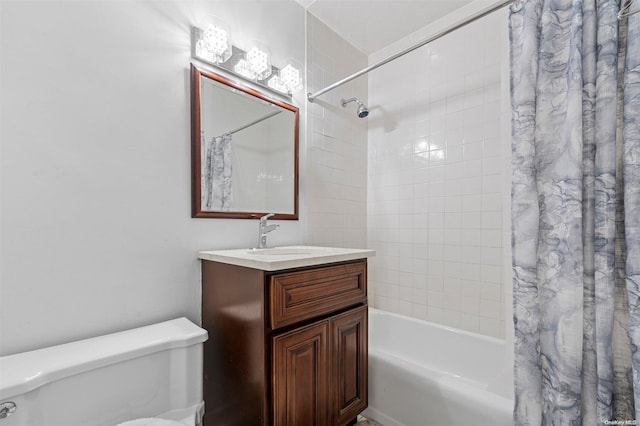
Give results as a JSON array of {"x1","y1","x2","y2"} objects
[
  {"x1": 217, "y1": 110, "x2": 282, "y2": 138},
  {"x1": 307, "y1": 0, "x2": 516, "y2": 103}
]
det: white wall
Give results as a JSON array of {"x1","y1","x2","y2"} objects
[
  {"x1": 0, "y1": 0, "x2": 306, "y2": 356},
  {"x1": 306, "y1": 14, "x2": 368, "y2": 249},
  {"x1": 366, "y1": 5, "x2": 510, "y2": 338}
]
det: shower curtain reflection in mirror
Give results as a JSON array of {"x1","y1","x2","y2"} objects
[{"x1": 201, "y1": 132, "x2": 233, "y2": 211}]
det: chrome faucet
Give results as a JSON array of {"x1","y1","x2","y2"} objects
[{"x1": 257, "y1": 213, "x2": 279, "y2": 249}]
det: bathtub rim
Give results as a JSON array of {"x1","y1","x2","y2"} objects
[{"x1": 368, "y1": 307, "x2": 506, "y2": 345}]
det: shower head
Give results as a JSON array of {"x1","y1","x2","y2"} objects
[
  {"x1": 357, "y1": 103, "x2": 369, "y2": 118},
  {"x1": 341, "y1": 97, "x2": 369, "y2": 118}
]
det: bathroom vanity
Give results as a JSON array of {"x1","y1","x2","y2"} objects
[{"x1": 198, "y1": 246, "x2": 375, "y2": 426}]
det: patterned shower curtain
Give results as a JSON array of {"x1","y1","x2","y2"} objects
[
  {"x1": 510, "y1": 0, "x2": 640, "y2": 424},
  {"x1": 201, "y1": 132, "x2": 233, "y2": 211}
]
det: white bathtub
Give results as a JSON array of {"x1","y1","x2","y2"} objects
[{"x1": 362, "y1": 309, "x2": 513, "y2": 426}]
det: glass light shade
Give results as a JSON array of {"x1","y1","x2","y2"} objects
[
  {"x1": 279, "y1": 64, "x2": 303, "y2": 93},
  {"x1": 266, "y1": 75, "x2": 289, "y2": 93},
  {"x1": 234, "y1": 58, "x2": 258, "y2": 80},
  {"x1": 246, "y1": 46, "x2": 272, "y2": 80},
  {"x1": 196, "y1": 24, "x2": 232, "y2": 64}
]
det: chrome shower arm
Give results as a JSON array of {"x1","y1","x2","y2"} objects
[{"x1": 341, "y1": 98, "x2": 358, "y2": 107}]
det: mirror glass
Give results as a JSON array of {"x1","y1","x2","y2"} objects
[{"x1": 191, "y1": 64, "x2": 299, "y2": 219}]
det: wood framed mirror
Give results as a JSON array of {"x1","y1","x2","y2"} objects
[{"x1": 191, "y1": 63, "x2": 299, "y2": 219}]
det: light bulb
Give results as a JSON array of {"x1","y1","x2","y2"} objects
[
  {"x1": 246, "y1": 47, "x2": 272, "y2": 80},
  {"x1": 234, "y1": 58, "x2": 257, "y2": 80},
  {"x1": 280, "y1": 64, "x2": 302, "y2": 92},
  {"x1": 267, "y1": 75, "x2": 288, "y2": 93},
  {"x1": 204, "y1": 25, "x2": 229, "y2": 55},
  {"x1": 195, "y1": 23, "x2": 232, "y2": 64}
]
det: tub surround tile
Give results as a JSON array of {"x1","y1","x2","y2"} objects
[
  {"x1": 367, "y1": 7, "x2": 510, "y2": 339},
  {"x1": 306, "y1": 14, "x2": 368, "y2": 249}
]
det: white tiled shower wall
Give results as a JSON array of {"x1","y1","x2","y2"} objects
[
  {"x1": 367, "y1": 9, "x2": 510, "y2": 338},
  {"x1": 306, "y1": 14, "x2": 369, "y2": 249},
  {"x1": 304, "y1": 6, "x2": 511, "y2": 339}
]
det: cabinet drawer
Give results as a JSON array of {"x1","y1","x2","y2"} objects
[{"x1": 270, "y1": 262, "x2": 367, "y2": 329}]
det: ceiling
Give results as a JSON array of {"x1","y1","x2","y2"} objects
[{"x1": 295, "y1": 0, "x2": 476, "y2": 55}]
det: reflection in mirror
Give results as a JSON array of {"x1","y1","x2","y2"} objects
[{"x1": 191, "y1": 64, "x2": 299, "y2": 219}]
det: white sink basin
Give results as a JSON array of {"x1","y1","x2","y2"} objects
[{"x1": 247, "y1": 247, "x2": 328, "y2": 255}]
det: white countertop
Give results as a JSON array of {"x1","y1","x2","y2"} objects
[{"x1": 197, "y1": 245, "x2": 376, "y2": 271}]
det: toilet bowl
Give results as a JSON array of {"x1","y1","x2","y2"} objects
[{"x1": 0, "y1": 318, "x2": 208, "y2": 426}]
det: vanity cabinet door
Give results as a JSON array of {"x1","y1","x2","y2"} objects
[
  {"x1": 272, "y1": 321, "x2": 329, "y2": 426},
  {"x1": 330, "y1": 306, "x2": 368, "y2": 426}
]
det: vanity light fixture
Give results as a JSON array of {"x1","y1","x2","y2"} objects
[{"x1": 192, "y1": 25, "x2": 302, "y2": 97}]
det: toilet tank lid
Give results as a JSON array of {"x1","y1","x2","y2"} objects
[{"x1": 0, "y1": 317, "x2": 208, "y2": 400}]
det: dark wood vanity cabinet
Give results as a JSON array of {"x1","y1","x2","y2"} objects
[
  {"x1": 201, "y1": 259, "x2": 368, "y2": 426},
  {"x1": 272, "y1": 306, "x2": 368, "y2": 426}
]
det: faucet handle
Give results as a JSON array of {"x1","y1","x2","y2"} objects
[
  {"x1": 256, "y1": 214, "x2": 278, "y2": 249},
  {"x1": 260, "y1": 213, "x2": 275, "y2": 223}
]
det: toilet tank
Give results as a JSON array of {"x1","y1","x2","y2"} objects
[{"x1": 0, "y1": 318, "x2": 208, "y2": 426}]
